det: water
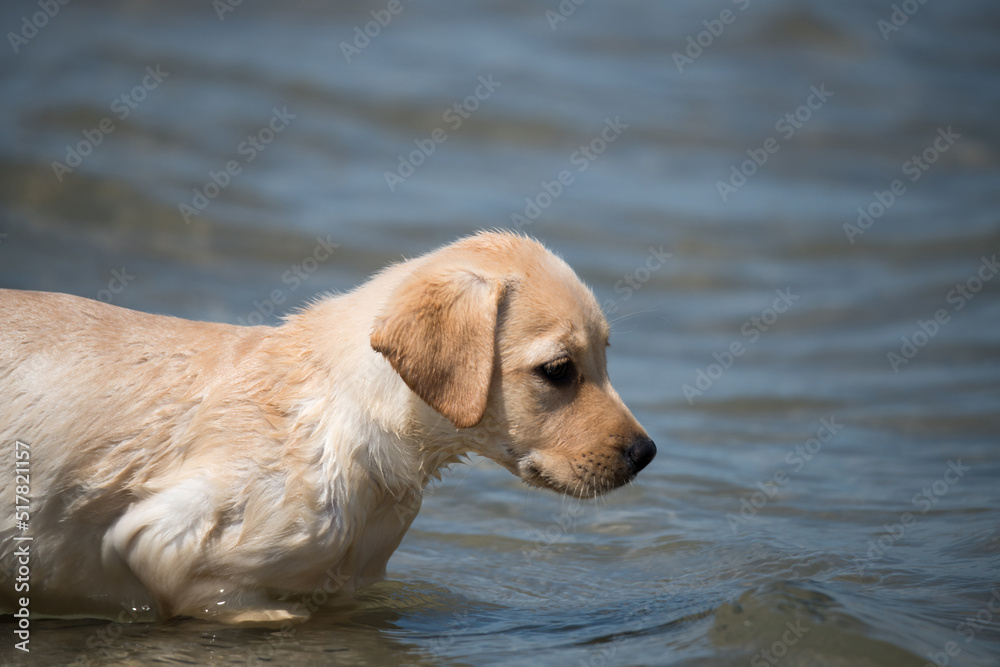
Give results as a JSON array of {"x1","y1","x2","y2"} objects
[{"x1": 1, "y1": 0, "x2": 999, "y2": 665}]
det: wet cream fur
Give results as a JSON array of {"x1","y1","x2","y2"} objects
[{"x1": 0, "y1": 231, "x2": 652, "y2": 625}]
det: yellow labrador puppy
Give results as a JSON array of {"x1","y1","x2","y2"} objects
[{"x1": 0, "y1": 231, "x2": 655, "y2": 625}]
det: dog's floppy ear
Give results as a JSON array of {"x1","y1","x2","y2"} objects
[{"x1": 371, "y1": 268, "x2": 505, "y2": 429}]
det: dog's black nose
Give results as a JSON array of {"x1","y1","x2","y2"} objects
[{"x1": 626, "y1": 437, "x2": 656, "y2": 474}]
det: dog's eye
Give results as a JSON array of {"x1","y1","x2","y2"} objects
[{"x1": 540, "y1": 358, "x2": 574, "y2": 384}]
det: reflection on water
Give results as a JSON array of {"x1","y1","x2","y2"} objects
[{"x1": 1, "y1": 0, "x2": 998, "y2": 665}]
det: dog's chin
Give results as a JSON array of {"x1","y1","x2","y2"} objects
[{"x1": 513, "y1": 455, "x2": 629, "y2": 499}]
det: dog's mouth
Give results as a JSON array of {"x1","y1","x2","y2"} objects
[
  {"x1": 514, "y1": 453, "x2": 632, "y2": 499},
  {"x1": 516, "y1": 457, "x2": 552, "y2": 489}
]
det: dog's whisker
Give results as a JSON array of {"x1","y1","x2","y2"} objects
[{"x1": 607, "y1": 306, "x2": 658, "y2": 327}]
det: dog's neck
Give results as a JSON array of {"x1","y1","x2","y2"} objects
[
  {"x1": 254, "y1": 302, "x2": 477, "y2": 587},
  {"x1": 280, "y1": 293, "x2": 476, "y2": 501}
]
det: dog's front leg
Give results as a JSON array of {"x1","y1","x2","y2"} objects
[{"x1": 101, "y1": 478, "x2": 311, "y2": 626}]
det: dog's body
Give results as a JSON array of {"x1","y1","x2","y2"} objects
[{"x1": 0, "y1": 232, "x2": 654, "y2": 625}]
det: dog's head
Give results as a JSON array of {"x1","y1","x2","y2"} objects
[{"x1": 370, "y1": 231, "x2": 655, "y2": 498}]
